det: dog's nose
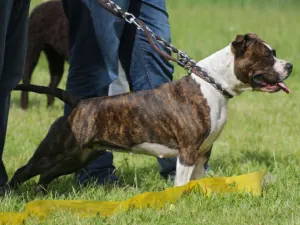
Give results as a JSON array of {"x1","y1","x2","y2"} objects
[{"x1": 284, "y1": 62, "x2": 293, "y2": 74}]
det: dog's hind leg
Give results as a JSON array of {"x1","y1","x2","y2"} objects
[
  {"x1": 44, "y1": 45, "x2": 64, "y2": 107},
  {"x1": 8, "y1": 142, "x2": 68, "y2": 190},
  {"x1": 8, "y1": 164, "x2": 41, "y2": 190},
  {"x1": 8, "y1": 116, "x2": 76, "y2": 190},
  {"x1": 36, "y1": 148, "x2": 105, "y2": 192},
  {"x1": 9, "y1": 116, "x2": 104, "y2": 192},
  {"x1": 36, "y1": 156, "x2": 81, "y2": 192}
]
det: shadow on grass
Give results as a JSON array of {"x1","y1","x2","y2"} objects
[
  {"x1": 8, "y1": 162, "x2": 166, "y2": 200},
  {"x1": 9, "y1": 149, "x2": 299, "y2": 199},
  {"x1": 209, "y1": 148, "x2": 300, "y2": 174}
]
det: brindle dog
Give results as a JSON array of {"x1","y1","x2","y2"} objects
[{"x1": 2, "y1": 33, "x2": 292, "y2": 194}]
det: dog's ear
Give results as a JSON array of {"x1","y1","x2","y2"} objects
[
  {"x1": 232, "y1": 33, "x2": 259, "y2": 57},
  {"x1": 234, "y1": 34, "x2": 247, "y2": 43},
  {"x1": 231, "y1": 34, "x2": 249, "y2": 57}
]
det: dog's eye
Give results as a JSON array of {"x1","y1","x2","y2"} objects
[{"x1": 272, "y1": 49, "x2": 277, "y2": 57}]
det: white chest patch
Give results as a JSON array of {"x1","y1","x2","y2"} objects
[
  {"x1": 192, "y1": 74, "x2": 229, "y2": 151},
  {"x1": 131, "y1": 142, "x2": 179, "y2": 158}
]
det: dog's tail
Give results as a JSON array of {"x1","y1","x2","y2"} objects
[{"x1": 14, "y1": 84, "x2": 79, "y2": 109}]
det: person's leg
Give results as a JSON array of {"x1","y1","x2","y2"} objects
[
  {"x1": 119, "y1": 0, "x2": 177, "y2": 180},
  {"x1": 0, "y1": 96, "x2": 9, "y2": 186},
  {"x1": 0, "y1": 0, "x2": 30, "y2": 186},
  {"x1": 61, "y1": 0, "x2": 130, "y2": 185},
  {"x1": 0, "y1": 0, "x2": 11, "y2": 187}
]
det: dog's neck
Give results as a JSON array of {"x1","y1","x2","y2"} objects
[{"x1": 192, "y1": 44, "x2": 251, "y2": 97}]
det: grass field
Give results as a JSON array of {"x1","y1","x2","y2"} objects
[{"x1": 1, "y1": 0, "x2": 300, "y2": 224}]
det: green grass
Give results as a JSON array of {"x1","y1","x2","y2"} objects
[{"x1": 2, "y1": 0, "x2": 300, "y2": 224}]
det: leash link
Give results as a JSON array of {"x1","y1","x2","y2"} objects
[
  {"x1": 123, "y1": 12, "x2": 143, "y2": 30},
  {"x1": 177, "y1": 51, "x2": 196, "y2": 69}
]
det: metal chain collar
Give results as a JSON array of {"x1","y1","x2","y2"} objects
[{"x1": 96, "y1": 0, "x2": 233, "y2": 98}]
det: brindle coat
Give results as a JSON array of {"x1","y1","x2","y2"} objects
[
  {"x1": 9, "y1": 76, "x2": 211, "y2": 190},
  {"x1": 5, "y1": 33, "x2": 292, "y2": 192}
]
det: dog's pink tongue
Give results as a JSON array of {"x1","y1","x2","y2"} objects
[{"x1": 278, "y1": 82, "x2": 290, "y2": 94}]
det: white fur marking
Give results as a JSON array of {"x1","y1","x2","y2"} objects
[
  {"x1": 263, "y1": 42, "x2": 272, "y2": 51},
  {"x1": 263, "y1": 42, "x2": 288, "y2": 80},
  {"x1": 196, "y1": 78, "x2": 228, "y2": 151},
  {"x1": 174, "y1": 157, "x2": 195, "y2": 186},
  {"x1": 131, "y1": 142, "x2": 178, "y2": 158},
  {"x1": 195, "y1": 45, "x2": 252, "y2": 96},
  {"x1": 274, "y1": 57, "x2": 288, "y2": 80},
  {"x1": 190, "y1": 46, "x2": 235, "y2": 151}
]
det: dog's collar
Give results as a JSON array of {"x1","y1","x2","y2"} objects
[{"x1": 190, "y1": 66, "x2": 234, "y2": 99}]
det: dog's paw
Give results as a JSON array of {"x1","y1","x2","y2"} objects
[
  {"x1": 0, "y1": 184, "x2": 11, "y2": 197},
  {"x1": 35, "y1": 185, "x2": 48, "y2": 195}
]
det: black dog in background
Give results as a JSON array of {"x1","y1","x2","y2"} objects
[{"x1": 21, "y1": 0, "x2": 68, "y2": 110}]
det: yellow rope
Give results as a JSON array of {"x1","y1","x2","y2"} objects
[{"x1": 0, "y1": 171, "x2": 268, "y2": 225}]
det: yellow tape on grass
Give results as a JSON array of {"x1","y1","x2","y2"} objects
[{"x1": 0, "y1": 171, "x2": 268, "y2": 225}]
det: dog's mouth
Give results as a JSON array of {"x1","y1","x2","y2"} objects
[{"x1": 252, "y1": 74, "x2": 290, "y2": 94}]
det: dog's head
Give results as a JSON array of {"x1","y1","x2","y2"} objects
[{"x1": 231, "y1": 33, "x2": 292, "y2": 94}]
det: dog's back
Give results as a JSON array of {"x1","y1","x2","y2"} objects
[{"x1": 28, "y1": 0, "x2": 68, "y2": 58}]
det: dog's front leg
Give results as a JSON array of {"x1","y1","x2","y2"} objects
[
  {"x1": 190, "y1": 156, "x2": 207, "y2": 181},
  {"x1": 191, "y1": 146, "x2": 212, "y2": 180},
  {"x1": 174, "y1": 156, "x2": 196, "y2": 187}
]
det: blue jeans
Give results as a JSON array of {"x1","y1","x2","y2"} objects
[
  {"x1": 0, "y1": 0, "x2": 30, "y2": 186},
  {"x1": 62, "y1": 0, "x2": 177, "y2": 184}
]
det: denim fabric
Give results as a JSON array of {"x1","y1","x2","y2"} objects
[
  {"x1": 0, "y1": 0, "x2": 30, "y2": 186},
  {"x1": 62, "y1": 0, "x2": 177, "y2": 184}
]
